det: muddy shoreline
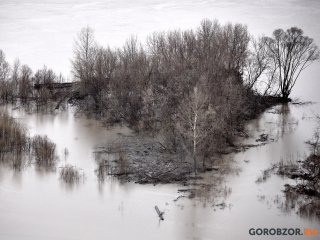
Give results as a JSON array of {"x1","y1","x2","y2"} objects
[{"x1": 94, "y1": 121, "x2": 276, "y2": 185}]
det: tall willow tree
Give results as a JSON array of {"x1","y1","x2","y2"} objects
[{"x1": 264, "y1": 27, "x2": 320, "y2": 99}]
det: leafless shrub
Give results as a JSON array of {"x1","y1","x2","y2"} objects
[
  {"x1": 94, "y1": 139, "x2": 130, "y2": 181},
  {"x1": 176, "y1": 86, "x2": 215, "y2": 174},
  {"x1": 31, "y1": 135, "x2": 56, "y2": 167},
  {"x1": 0, "y1": 50, "x2": 13, "y2": 103},
  {"x1": 95, "y1": 160, "x2": 109, "y2": 182},
  {"x1": 263, "y1": 27, "x2": 320, "y2": 99},
  {"x1": 18, "y1": 65, "x2": 33, "y2": 104},
  {"x1": 256, "y1": 165, "x2": 277, "y2": 183},
  {"x1": 59, "y1": 164, "x2": 84, "y2": 184},
  {"x1": 243, "y1": 37, "x2": 279, "y2": 96},
  {"x1": 306, "y1": 116, "x2": 320, "y2": 156},
  {"x1": 273, "y1": 152, "x2": 320, "y2": 220},
  {"x1": 0, "y1": 111, "x2": 30, "y2": 170},
  {"x1": 117, "y1": 144, "x2": 129, "y2": 175}
]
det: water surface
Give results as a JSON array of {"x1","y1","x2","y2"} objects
[{"x1": 0, "y1": 0, "x2": 320, "y2": 239}]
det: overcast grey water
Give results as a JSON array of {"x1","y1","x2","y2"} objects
[{"x1": 0, "y1": 0, "x2": 320, "y2": 239}]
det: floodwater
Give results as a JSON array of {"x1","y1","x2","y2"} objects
[{"x1": 1, "y1": 0, "x2": 320, "y2": 240}]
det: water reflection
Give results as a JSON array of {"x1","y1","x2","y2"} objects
[{"x1": 11, "y1": 170, "x2": 23, "y2": 188}]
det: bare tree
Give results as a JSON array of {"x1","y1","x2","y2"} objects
[
  {"x1": 264, "y1": 27, "x2": 320, "y2": 99},
  {"x1": 176, "y1": 86, "x2": 215, "y2": 174},
  {"x1": 244, "y1": 37, "x2": 270, "y2": 90},
  {"x1": 11, "y1": 59, "x2": 21, "y2": 99},
  {"x1": 243, "y1": 37, "x2": 281, "y2": 96},
  {"x1": 34, "y1": 66, "x2": 56, "y2": 85},
  {"x1": 307, "y1": 115, "x2": 320, "y2": 156},
  {"x1": 0, "y1": 50, "x2": 12, "y2": 102},
  {"x1": 110, "y1": 36, "x2": 149, "y2": 124},
  {"x1": 18, "y1": 65, "x2": 33, "y2": 103},
  {"x1": 0, "y1": 50, "x2": 10, "y2": 82},
  {"x1": 72, "y1": 27, "x2": 119, "y2": 113},
  {"x1": 92, "y1": 46, "x2": 117, "y2": 111},
  {"x1": 72, "y1": 27, "x2": 96, "y2": 91},
  {"x1": 222, "y1": 23, "x2": 250, "y2": 73},
  {"x1": 33, "y1": 66, "x2": 58, "y2": 108}
]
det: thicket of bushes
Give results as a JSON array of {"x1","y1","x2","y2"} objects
[
  {"x1": 1, "y1": 19, "x2": 318, "y2": 173},
  {"x1": 32, "y1": 135, "x2": 56, "y2": 167},
  {"x1": 70, "y1": 20, "x2": 276, "y2": 171},
  {"x1": 0, "y1": 112, "x2": 56, "y2": 170},
  {"x1": 0, "y1": 112, "x2": 30, "y2": 170},
  {"x1": 60, "y1": 164, "x2": 84, "y2": 184},
  {"x1": 0, "y1": 50, "x2": 65, "y2": 110}
]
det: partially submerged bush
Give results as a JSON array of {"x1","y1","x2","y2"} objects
[
  {"x1": 95, "y1": 159, "x2": 109, "y2": 182},
  {"x1": 0, "y1": 110, "x2": 58, "y2": 171},
  {"x1": 306, "y1": 115, "x2": 320, "y2": 156},
  {"x1": 59, "y1": 164, "x2": 84, "y2": 184},
  {"x1": 94, "y1": 143, "x2": 128, "y2": 182},
  {"x1": 274, "y1": 153, "x2": 320, "y2": 220},
  {"x1": 0, "y1": 112, "x2": 29, "y2": 154},
  {"x1": 0, "y1": 111, "x2": 30, "y2": 170},
  {"x1": 117, "y1": 144, "x2": 129, "y2": 175},
  {"x1": 31, "y1": 135, "x2": 56, "y2": 167}
]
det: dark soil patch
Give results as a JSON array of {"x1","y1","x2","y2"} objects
[{"x1": 94, "y1": 135, "x2": 194, "y2": 184}]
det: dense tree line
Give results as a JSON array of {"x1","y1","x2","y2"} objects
[{"x1": 0, "y1": 51, "x2": 65, "y2": 109}]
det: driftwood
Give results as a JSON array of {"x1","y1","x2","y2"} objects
[
  {"x1": 173, "y1": 195, "x2": 187, "y2": 202},
  {"x1": 154, "y1": 205, "x2": 164, "y2": 220}
]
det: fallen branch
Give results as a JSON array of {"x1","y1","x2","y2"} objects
[{"x1": 154, "y1": 205, "x2": 164, "y2": 220}]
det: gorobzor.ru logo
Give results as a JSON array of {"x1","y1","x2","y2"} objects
[{"x1": 249, "y1": 228, "x2": 318, "y2": 237}]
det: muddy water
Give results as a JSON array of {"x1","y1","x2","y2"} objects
[
  {"x1": 1, "y1": 0, "x2": 320, "y2": 239},
  {"x1": 0, "y1": 98, "x2": 319, "y2": 240}
]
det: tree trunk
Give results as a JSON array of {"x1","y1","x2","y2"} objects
[{"x1": 193, "y1": 153, "x2": 197, "y2": 175}]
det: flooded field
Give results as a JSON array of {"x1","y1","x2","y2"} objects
[
  {"x1": 1, "y1": 0, "x2": 320, "y2": 239},
  {"x1": 0, "y1": 96, "x2": 319, "y2": 240}
]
